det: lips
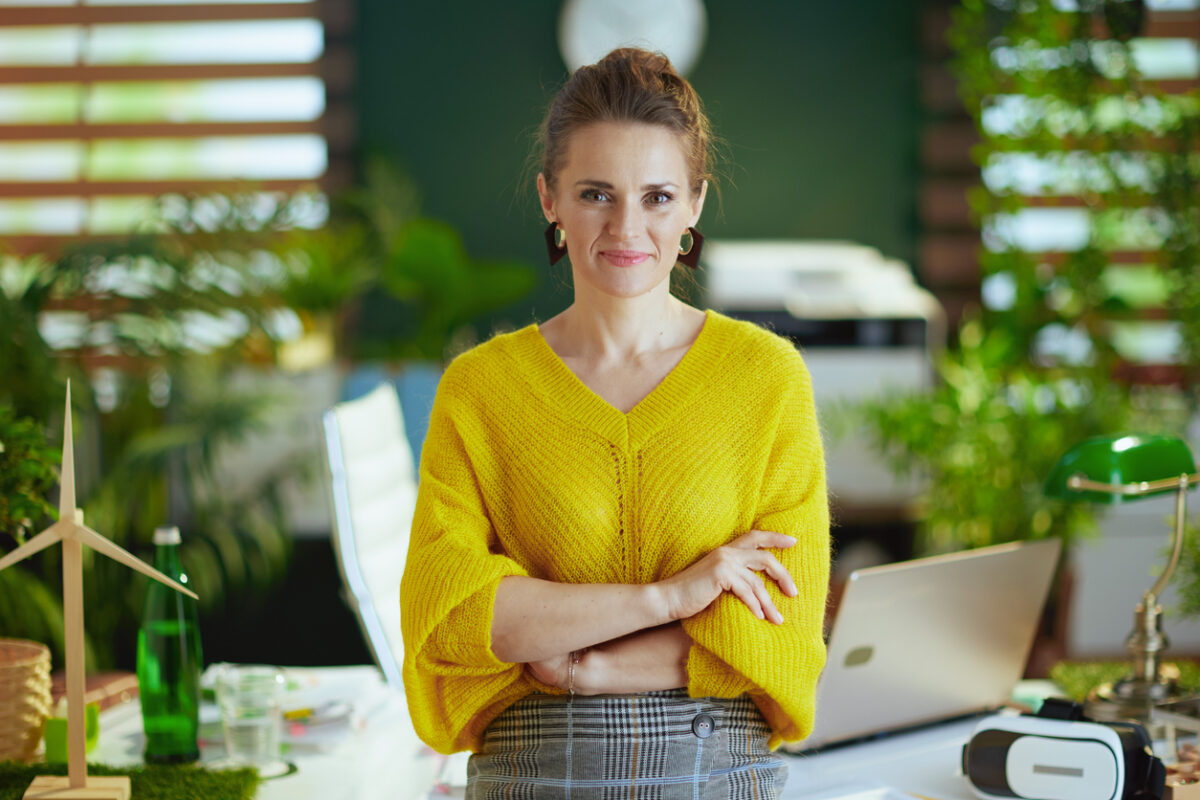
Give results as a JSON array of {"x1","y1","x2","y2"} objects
[{"x1": 600, "y1": 250, "x2": 650, "y2": 266}]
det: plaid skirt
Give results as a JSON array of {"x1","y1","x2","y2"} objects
[{"x1": 465, "y1": 689, "x2": 788, "y2": 799}]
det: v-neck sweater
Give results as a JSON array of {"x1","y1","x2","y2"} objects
[{"x1": 399, "y1": 309, "x2": 830, "y2": 754}]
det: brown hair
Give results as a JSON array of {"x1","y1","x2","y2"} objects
[{"x1": 537, "y1": 48, "x2": 713, "y2": 196}]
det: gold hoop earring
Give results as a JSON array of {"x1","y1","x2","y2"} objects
[
  {"x1": 679, "y1": 229, "x2": 694, "y2": 256},
  {"x1": 544, "y1": 222, "x2": 567, "y2": 265},
  {"x1": 677, "y1": 226, "x2": 703, "y2": 269}
]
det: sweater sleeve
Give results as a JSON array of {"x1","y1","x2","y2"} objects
[
  {"x1": 399, "y1": 361, "x2": 532, "y2": 754},
  {"x1": 679, "y1": 347, "x2": 830, "y2": 749}
]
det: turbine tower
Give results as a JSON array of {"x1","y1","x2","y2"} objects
[{"x1": 0, "y1": 383, "x2": 198, "y2": 799}]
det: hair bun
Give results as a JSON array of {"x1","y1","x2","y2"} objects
[{"x1": 536, "y1": 46, "x2": 713, "y2": 195}]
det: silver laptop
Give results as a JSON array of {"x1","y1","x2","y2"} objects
[{"x1": 788, "y1": 537, "x2": 1062, "y2": 752}]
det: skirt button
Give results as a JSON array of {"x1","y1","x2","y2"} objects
[{"x1": 692, "y1": 713, "x2": 715, "y2": 739}]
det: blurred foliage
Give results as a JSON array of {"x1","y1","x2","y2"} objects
[
  {"x1": 852, "y1": 0, "x2": 1199, "y2": 555},
  {"x1": 1173, "y1": 515, "x2": 1200, "y2": 617},
  {"x1": 0, "y1": 405, "x2": 58, "y2": 544},
  {"x1": 0, "y1": 192, "x2": 312, "y2": 669},
  {"x1": 275, "y1": 157, "x2": 537, "y2": 362},
  {"x1": 0, "y1": 157, "x2": 537, "y2": 667},
  {"x1": 0, "y1": 406, "x2": 68, "y2": 665},
  {"x1": 1050, "y1": 659, "x2": 1200, "y2": 702}
]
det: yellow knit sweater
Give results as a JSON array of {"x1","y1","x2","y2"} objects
[{"x1": 399, "y1": 308, "x2": 829, "y2": 754}]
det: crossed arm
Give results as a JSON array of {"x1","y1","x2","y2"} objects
[{"x1": 489, "y1": 529, "x2": 800, "y2": 695}]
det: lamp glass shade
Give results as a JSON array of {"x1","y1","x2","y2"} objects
[{"x1": 1044, "y1": 434, "x2": 1196, "y2": 504}]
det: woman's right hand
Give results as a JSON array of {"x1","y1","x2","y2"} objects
[{"x1": 654, "y1": 530, "x2": 799, "y2": 624}]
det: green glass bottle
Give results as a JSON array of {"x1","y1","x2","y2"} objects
[{"x1": 136, "y1": 525, "x2": 203, "y2": 763}]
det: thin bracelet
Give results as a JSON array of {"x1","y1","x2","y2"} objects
[{"x1": 568, "y1": 649, "x2": 586, "y2": 696}]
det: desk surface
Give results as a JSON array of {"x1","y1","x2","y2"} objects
[
  {"x1": 92, "y1": 666, "x2": 981, "y2": 800},
  {"x1": 92, "y1": 666, "x2": 440, "y2": 800},
  {"x1": 783, "y1": 718, "x2": 978, "y2": 799}
]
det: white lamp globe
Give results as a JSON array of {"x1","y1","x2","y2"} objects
[{"x1": 558, "y1": 0, "x2": 708, "y2": 76}]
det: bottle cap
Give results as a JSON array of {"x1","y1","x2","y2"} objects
[{"x1": 153, "y1": 526, "x2": 181, "y2": 546}]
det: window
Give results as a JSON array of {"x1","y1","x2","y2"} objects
[
  {"x1": 0, "y1": 0, "x2": 353, "y2": 255},
  {"x1": 919, "y1": 0, "x2": 1199, "y2": 344}
]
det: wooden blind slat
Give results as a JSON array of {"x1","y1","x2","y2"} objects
[
  {"x1": 0, "y1": 3, "x2": 318, "y2": 26},
  {"x1": 1093, "y1": 11, "x2": 1200, "y2": 40},
  {"x1": 922, "y1": 120, "x2": 978, "y2": 173},
  {"x1": 3, "y1": 232, "x2": 273, "y2": 258},
  {"x1": 0, "y1": 110, "x2": 356, "y2": 150},
  {"x1": 921, "y1": 177, "x2": 1164, "y2": 229},
  {"x1": 0, "y1": 54, "x2": 353, "y2": 92},
  {"x1": 0, "y1": 176, "x2": 343, "y2": 199},
  {"x1": 923, "y1": 8, "x2": 1200, "y2": 58},
  {"x1": 923, "y1": 64, "x2": 1200, "y2": 112},
  {"x1": 920, "y1": 179, "x2": 976, "y2": 230},
  {"x1": 920, "y1": 233, "x2": 1163, "y2": 289}
]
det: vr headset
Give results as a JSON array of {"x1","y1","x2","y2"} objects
[{"x1": 962, "y1": 698, "x2": 1165, "y2": 800}]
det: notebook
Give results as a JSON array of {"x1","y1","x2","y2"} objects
[{"x1": 786, "y1": 537, "x2": 1062, "y2": 753}]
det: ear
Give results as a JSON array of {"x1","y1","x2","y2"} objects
[
  {"x1": 688, "y1": 179, "x2": 708, "y2": 228},
  {"x1": 537, "y1": 173, "x2": 557, "y2": 224}
]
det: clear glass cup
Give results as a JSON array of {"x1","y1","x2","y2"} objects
[{"x1": 212, "y1": 663, "x2": 286, "y2": 773}]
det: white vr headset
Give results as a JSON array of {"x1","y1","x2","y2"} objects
[{"x1": 962, "y1": 698, "x2": 1166, "y2": 800}]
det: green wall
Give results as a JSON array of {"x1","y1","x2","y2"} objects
[{"x1": 354, "y1": 0, "x2": 920, "y2": 326}]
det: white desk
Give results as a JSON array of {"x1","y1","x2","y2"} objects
[
  {"x1": 92, "y1": 666, "x2": 981, "y2": 800},
  {"x1": 92, "y1": 666, "x2": 442, "y2": 800},
  {"x1": 783, "y1": 719, "x2": 978, "y2": 799}
]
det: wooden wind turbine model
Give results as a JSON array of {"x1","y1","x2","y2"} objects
[{"x1": 0, "y1": 384, "x2": 198, "y2": 800}]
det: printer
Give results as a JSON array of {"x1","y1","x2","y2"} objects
[{"x1": 703, "y1": 240, "x2": 944, "y2": 514}]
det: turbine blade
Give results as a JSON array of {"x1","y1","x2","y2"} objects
[
  {"x1": 0, "y1": 523, "x2": 66, "y2": 573},
  {"x1": 59, "y1": 382, "x2": 75, "y2": 520},
  {"x1": 75, "y1": 525, "x2": 199, "y2": 600}
]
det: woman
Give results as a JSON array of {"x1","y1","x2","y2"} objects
[{"x1": 400, "y1": 48, "x2": 829, "y2": 799}]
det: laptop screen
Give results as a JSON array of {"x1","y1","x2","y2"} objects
[{"x1": 790, "y1": 538, "x2": 1061, "y2": 752}]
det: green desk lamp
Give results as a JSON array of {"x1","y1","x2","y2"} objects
[{"x1": 1046, "y1": 433, "x2": 1199, "y2": 723}]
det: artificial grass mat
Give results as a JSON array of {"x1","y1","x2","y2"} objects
[
  {"x1": 0, "y1": 761, "x2": 259, "y2": 800},
  {"x1": 1050, "y1": 660, "x2": 1200, "y2": 702}
]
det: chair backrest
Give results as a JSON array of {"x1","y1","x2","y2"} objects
[{"x1": 322, "y1": 382, "x2": 416, "y2": 688}]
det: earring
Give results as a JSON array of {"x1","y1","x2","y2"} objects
[
  {"x1": 544, "y1": 222, "x2": 567, "y2": 265},
  {"x1": 677, "y1": 226, "x2": 704, "y2": 269}
]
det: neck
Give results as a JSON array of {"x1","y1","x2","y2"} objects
[{"x1": 557, "y1": 284, "x2": 692, "y2": 361}]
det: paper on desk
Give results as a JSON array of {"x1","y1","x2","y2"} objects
[{"x1": 199, "y1": 665, "x2": 391, "y2": 751}]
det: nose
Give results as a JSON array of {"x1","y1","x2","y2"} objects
[{"x1": 606, "y1": 200, "x2": 641, "y2": 241}]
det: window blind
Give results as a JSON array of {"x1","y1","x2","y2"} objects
[
  {"x1": 919, "y1": 0, "x2": 1199, "y2": 345},
  {"x1": 0, "y1": 0, "x2": 353, "y2": 257}
]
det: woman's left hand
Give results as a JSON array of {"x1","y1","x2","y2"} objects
[{"x1": 525, "y1": 653, "x2": 571, "y2": 690}]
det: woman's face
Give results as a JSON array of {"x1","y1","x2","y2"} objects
[{"x1": 538, "y1": 121, "x2": 706, "y2": 301}]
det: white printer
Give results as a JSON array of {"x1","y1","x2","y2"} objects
[{"x1": 703, "y1": 240, "x2": 944, "y2": 515}]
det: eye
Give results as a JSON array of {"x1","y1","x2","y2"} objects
[
  {"x1": 580, "y1": 188, "x2": 610, "y2": 202},
  {"x1": 645, "y1": 191, "x2": 674, "y2": 206}
]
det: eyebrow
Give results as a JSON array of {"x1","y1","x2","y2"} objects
[{"x1": 574, "y1": 179, "x2": 679, "y2": 191}]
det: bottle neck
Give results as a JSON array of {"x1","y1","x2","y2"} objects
[{"x1": 154, "y1": 543, "x2": 185, "y2": 580}]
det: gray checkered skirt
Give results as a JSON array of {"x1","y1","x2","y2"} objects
[{"x1": 464, "y1": 689, "x2": 788, "y2": 799}]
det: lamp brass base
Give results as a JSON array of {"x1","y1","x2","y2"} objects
[{"x1": 1085, "y1": 674, "x2": 1185, "y2": 730}]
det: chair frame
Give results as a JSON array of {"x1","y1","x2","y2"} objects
[{"x1": 322, "y1": 407, "x2": 404, "y2": 688}]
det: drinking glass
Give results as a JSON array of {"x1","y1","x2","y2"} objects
[{"x1": 213, "y1": 663, "x2": 286, "y2": 773}]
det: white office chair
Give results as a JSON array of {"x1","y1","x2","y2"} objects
[{"x1": 322, "y1": 382, "x2": 417, "y2": 689}]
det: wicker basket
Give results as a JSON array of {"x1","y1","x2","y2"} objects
[{"x1": 0, "y1": 639, "x2": 52, "y2": 762}]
